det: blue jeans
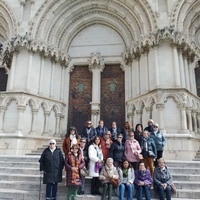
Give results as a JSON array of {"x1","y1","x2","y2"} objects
[
  {"x1": 46, "y1": 183, "x2": 57, "y2": 199},
  {"x1": 136, "y1": 185, "x2": 151, "y2": 200},
  {"x1": 157, "y1": 185, "x2": 171, "y2": 200},
  {"x1": 80, "y1": 174, "x2": 85, "y2": 191},
  {"x1": 119, "y1": 183, "x2": 133, "y2": 200}
]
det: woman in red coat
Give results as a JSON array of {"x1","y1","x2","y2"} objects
[{"x1": 65, "y1": 144, "x2": 85, "y2": 200}]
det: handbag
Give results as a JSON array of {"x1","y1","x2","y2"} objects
[
  {"x1": 110, "y1": 177, "x2": 119, "y2": 188},
  {"x1": 148, "y1": 150, "x2": 156, "y2": 158},
  {"x1": 169, "y1": 182, "x2": 176, "y2": 193},
  {"x1": 80, "y1": 167, "x2": 88, "y2": 177},
  {"x1": 136, "y1": 153, "x2": 143, "y2": 161}
]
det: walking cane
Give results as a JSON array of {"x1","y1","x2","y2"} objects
[{"x1": 39, "y1": 172, "x2": 42, "y2": 200}]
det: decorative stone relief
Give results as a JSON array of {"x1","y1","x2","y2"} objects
[{"x1": 88, "y1": 52, "x2": 105, "y2": 72}]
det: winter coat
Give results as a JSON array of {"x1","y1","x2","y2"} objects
[
  {"x1": 121, "y1": 128, "x2": 134, "y2": 143},
  {"x1": 96, "y1": 126, "x2": 108, "y2": 138},
  {"x1": 118, "y1": 167, "x2": 135, "y2": 184},
  {"x1": 88, "y1": 143, "x2": 103, "y2": 177},
  {"x1": 109, "y1": 127, "x2": 121, "y2": 141},
  {"x1": 124, "y1": 139, "x2": 141, "y2": 162},
  {"x1": 109, "y1": 140, "x2": 125, "y2": 162},
  {"x1": 39, "y1": 147, "x2": 64, "y2": 184},
  {"x1": 153, "y1": 166, "x2": 173, "y2": 190},
  {"x1": 140, "y1": 137, "x2": 157, "y2": 158},
  {"x1": 134, "y1": 169, "x2": 152, "y2": 188},
  {"x1": 81, "y1": 127, "x2": 96, "y2": 147},
  {"x1": 100, "y1": 137, "x2": 113, "y2": 161},
  {"x1": 65, "y1": 152, "x2": 85, "y2": 186},
  {"x1": 99, "y1": 164, "x2": 119, "y2": 184},
  {"x1": 150, "y1": 131, "x2": 166, "y2": 151},
  {"x1": 62, "y1": 136, "x2": 79, "y2": 157}
]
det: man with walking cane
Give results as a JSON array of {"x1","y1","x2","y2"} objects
[{"x1": 39, "y1": 139, "x2": 64, "y2": 200}]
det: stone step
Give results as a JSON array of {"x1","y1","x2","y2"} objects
[
  {"x1": 0, "y1": 155, "x2": 40, "y2": 162},
  {"x1": 166, "y1": 160, "x2": 200, "y2": 168},
  {"x1": 0, "y1": 161, "x2": 39, "y2": 168},
  {"x1": 168, "y1": 167, "x2": 200, "y2": 174},
  {"x1": 172, "y1": 174, "x2": 200, "y2": 182}
]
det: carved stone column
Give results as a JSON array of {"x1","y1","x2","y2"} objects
[
  {"x1": 88, "y1": 52, "x2": 105, "y2": 124},
  {"x1": 197, "y1": 112, "x2": 200, "y2": 133},
  {"x1": 177, "y1": 103, "x2": 187, "y2": 131},
  {"x1": 127, "y1": 112, "x2": 133, "y2": 128},
  {"x1": 136, "y1": 110, "x2": 143, "y2": 124},
  {"x1": 8, "y1": 51, "x2": 18, "y2": 91},
  {"x1": 38, "y1": 55, "x2": 45, "y2": 95},
  {"x1": 91, "y1": 110, "x2": 99, "y2": 128},
  {"x1": 192, "y1": 109, "x2": 197, "y2": 133},
  {"x1": 60, "y1": 65, "x2": 65, "y2": 101},
  {"x1": 145, "y1": 107, "x2": 152, "y2": 121},
  {"x1": 172, "y1": 44, "x2": 181, "y2": 87},
  {"x1": 156, "y1": 104, "x2": 165, "y2": 130},
  {"x1": 183, "y1": 53, "x2": 190, "y2": 90},
  {"x1": 186, "y1": 107, "x2": 193, "y2": 131},
  {"x1": 55, "y1": 113, "x2": 61, "y2": 136},
  {"x1": 177, "y1": 48, "x2": 185, "y2": 88},
  {"x1": 0, "y1": 106, "x2": 7, "y2": 132},
  {"x1": 50, "y1": 59, "x2": 56, "y2": 98},
  {"x1": 135, "y1": 56, "x2": 140, "y2": 95},
  {"x1": 43, "y1": 111, "x2": 50, "y2": 135},
  {"x1": 30, "y1": 109, "x2": 38, "y2": 134},
  {"x1": 154, "y1": 45, "x2": 160, "y2": 88},
  {"x1": 17, "y1": 106, "x2": 26, "y2": 135},
  {"x1": 26, "y1": 51, "x2": 34, "y2": 92}
]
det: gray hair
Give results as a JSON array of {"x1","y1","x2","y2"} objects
[{"x1": 106, "y1": 157, "x2": 114, "y2": 164}]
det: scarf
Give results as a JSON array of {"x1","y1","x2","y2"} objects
[
  {"x1": 70, "y1": 153, "x2": 81, "y2": 184},
  {"x1": 122, "y1": 168, "x2": 128, "y2": 178},
  {"x1": 70, "y1": 134, "x2": 77, "y2": 147}
]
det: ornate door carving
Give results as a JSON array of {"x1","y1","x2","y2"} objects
[
  {"x1": 101, "y1": 65, "x2": 125, "y2": 129},
  {"x1": 68, "y1": 66, "x2": 92, "y2": 134}
]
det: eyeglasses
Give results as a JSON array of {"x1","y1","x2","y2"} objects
[
  {"x1": 129, "y1": 135, "x2": 134, "y2": 137},
  {"x1": 154, "y1": 126, "x2": 158, "y2": 128},
  {"x1": 87, "y1": 123, "x2": 91, "y2": 125},
  {"x1": 81, "y1": 141, "x2": 86, "y2": 143},
  {"x1": 50, "y1": 143, "x2": 55, "y2": 145},
  {"x1": 118, "y1": 136, "x2": 122, "y2": 138},
  {"x1": 105, "y1": 133, "x2": 110, "y2": 135}
]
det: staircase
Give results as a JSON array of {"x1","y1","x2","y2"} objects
[
  {"x1": 0, "y1": 155, "x2": 200, "y2": 200},
  {"x1": 193, "y1": 148, "x2": 200, "y2": 161}
]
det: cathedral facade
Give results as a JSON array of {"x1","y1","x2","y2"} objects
[{"x1": 0, "y1": 0, "x2": 200, "y2": 159}]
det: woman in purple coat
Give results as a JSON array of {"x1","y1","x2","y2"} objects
[
  {"x1": 65, "y1": 144, "x2": 85, "y2": 200},
  {"x1": 134, "y1": 161, "x2": 153, "y2": 200}
]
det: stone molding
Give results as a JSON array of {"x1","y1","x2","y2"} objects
[
  {"x1": 126, "y1": 88, "x2": 200, "y2": 114},
  {"x1": 0, "y1": 92, "x2": 65, "y2": 114},
  {"x1": 88, "y1": 52, "x2": 105, "y2": 72}
]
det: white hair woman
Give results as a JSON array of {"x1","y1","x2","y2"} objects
[{"x1": 99, "y1": 157, "x2": 119, "y2": 200}]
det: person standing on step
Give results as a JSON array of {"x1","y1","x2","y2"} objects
[
  {"x1": 100, "y1": 130, "x2": 113, "y2": 163},
  {"x1": 121, "y1": 121, "x2": 133, "y2": 144},
  {"x1": 78, "y1": 137, "x2": 89, "y2": 195},
  {"x1": 144, "y1": 119, "x2": 154, "y2": 133},
  {"x1": 109, "y1": 121, "x2": 121, "y2": 141},
  {"x1": 39, "y1": 139, "x2": 64, "y2": 200},
  {"x1": 88, "y1": 135, "x2": 104, "y2": 195},
  {"x1": 150, "y1": 123, "x2": 166, "y2": 166},
  {"x1": 62, "y1": 126, "x2": 80, "y2": 158},
  {"x1": 124, "y1": 131, "x2": 142, "y2": 170},
  {"x1": 96, "y1": 120, "x2": 108, "y2": 138},
  {"x1": 81, "y1": 120, "x2": 96, "y2": 148},
  {"x1": 65, "y1": 143, "x2": 85, "y2": 200}
]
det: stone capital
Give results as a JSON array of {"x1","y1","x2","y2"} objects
[
  {"x1": 91, "y1": 110, "x2": 99, "y2": 116},
  {"x1": 156, "y1": 104, "x2": 165, "y2": 111},
  {"x1": 145, "y1": 107, "x2": 152, "y2": 113},
  {"x1": 136, "y1": 110, "x2": 143, "y2": 115},
  {"x1": 17, "y1": 106, "x2": 26, "y2": 112},
  {"x1": 177, "y1": 103, "x2": 186, "y2": 110}
]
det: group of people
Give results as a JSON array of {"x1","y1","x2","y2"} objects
[{"x1": 39, "y1": 119, "x2": 174, "y2": 200}]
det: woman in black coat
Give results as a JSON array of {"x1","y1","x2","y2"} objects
[{"x1": 39, "y1": 139, "x2": 64, "y2": 200}]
